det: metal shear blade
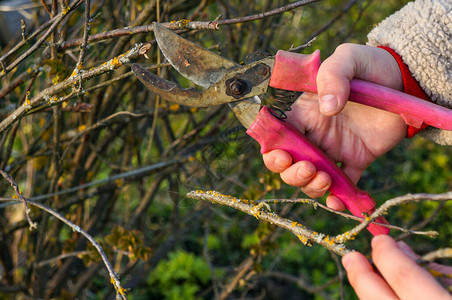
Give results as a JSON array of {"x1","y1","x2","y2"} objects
[
  {"x1": 132, "y1": 64, "x2": 231, "y2": 107},
  {"x1": 132, "y1": 22, "x2": 277, "y2": 128},
  {"x1": 152, "y1": 22, "x2": 236, "y2": 88},
  {"x1": 132, "y1": 56, "x2": 274, "y2": 105}
]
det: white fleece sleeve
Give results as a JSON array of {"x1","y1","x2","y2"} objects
[{"x1": 367, "y1": 0, "x2": 452, "y2": 145}]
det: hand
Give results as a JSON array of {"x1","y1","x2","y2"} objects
[
  {"x1": 263, "y1": 44, "x2": 408, "y2": 210},
  {"x1": 342, "y1": 235, "x2": 452, "y2": 299}
]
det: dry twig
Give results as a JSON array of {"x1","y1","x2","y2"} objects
[
  {"x1": 0, "y1": 170, "x2": 37, "y2": 230},
  {"x1": 0, "y1": 42, "x2": 145, "y2": 133},
  {"x1": 423, "y1": 248, "x2": 452, "y2": 262},
  {"x1": 0, "y1": 172, "x2": 127, "y2": 299},
  {"x1": 187, "y1": 190, "x2": 451, "y2": 249},
  {"x1": 337, "y1": 192, "x2": 452, "y2": 241},
  {"x1": 186, "y1": 190, "x2": 350, "y2": 255}
]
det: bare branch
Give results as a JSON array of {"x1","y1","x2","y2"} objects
[
  {"x1": 257, "y1": 198, "x2": 437, "y2": 237},
  {"x1": 75, "y1": 0, "x2": 91, "y2": 68},
  {"x1": 218, "y1": 257, "x2": 254, "y2": 300},
  {"x1": 0, "y1": 43, "x2": 144, "y2": 134},
  {"x1": 0, "y1": 0, "x2": 84, "y2": 77},
  {"x1": 186, "y1": 190, "x2": 350, "y2": 255},
  {"x1": 336, "y1": 192, "x2": 452, "y2": 242},
  {"x1": 0, "y1": 173, "x2": 127, "y2": 299},
  {"x1": 260, "y1": 271, "x2": 338, "y2": 299},
  {"x1": 60, "y1": 0, "x2": 320, "y2": 50},
  {"x1": 36, "y1": 250, "x2": 91, "y2": 267},
  {"x1": 0, "y1": 170, "x2": 37, "y2": 230},
  {"x1": 422, "y1": 248, "x2": 452, "y2": 262},
  {"x1": 187, "y1": 191, "x2": 449, "y2": 250},
  {"x1": 217, "y1": 0, "x2": 320, "y2": 26}
]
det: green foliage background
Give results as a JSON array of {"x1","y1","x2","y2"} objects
[{"x1": 0, "y1": 0, "x2": 451, "y2": 299}]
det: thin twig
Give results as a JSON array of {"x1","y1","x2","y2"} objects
[
  {"x1": 40, "y1": 0, "x2": 52, "y2": 15},
  {"x1": 187, "y1": 191, "x2": 449, "y2": 249},
  {"x1": 0, "y1": 43, "x2": 144, "y2": 134},
  {"x1": 59, "y1": 0, "x2": 320, "y2": 49},
  {"x1": 0, "y1": 13, "x2": 55, "y2": 62},
  {"x1": 0, "y1": 59, "x2": 42, "y2": 99},
  {"x1": 261, "y1": 271, "x2": 337, "y2": 299},
  {"x1": 25, "y1": 69, "x2": 144, "y2": 114},
  {"x1": 0, "y1": 170, "x2": 37, "y2": 230},
  {"x1": 258, "y1": 198, "x2": 437, "y2": 236},
  {"x1": 36, "y1": 251, "x2": 91, "y2": 267},
  {"x1": 334, "y1": 193, "x2": 452, "y2": 242},
  {"x1": 0, "y1": 158, "x2": 183, "y2": 212},
  {"x1": 59, "y1": 111, "x2": 152, "y2": 164},
  {"x1": 0, "y1": 0, "x2": 84, "y2": 77},
  {"x1": 289, "y1": 36, "x2": 318, "y2": 52},
  {"x1": 218, "y1": 0, "x2": 320, "y2": 25},
  {"x1": 0, "y1": 172, "x2": 127, "y2": 298},
  {"x1": 33, "y1": 158, "x2": 181, "y2": 202},
  {"x1": 304, "y1": 0, "x2": 359, "y2": 43},
  {"x1": 397, "y1": 202, "x2": 445, "y2": 240},
  {"x1": 219, "y1": 257, "x2": 254, "y2": 300},
  {"x1": 331, "y1": 252, "x2": 345, "y2": 300},
  {"x1": 75, "y1": 0, "x2": 91, "y2": 68},
  {"x1": 422, "y1": 248, "x2": 452, "y2": 262},
  {"x1": 73, "y1": 0, "x2": 91, "y2": 93},
  {"x1": 186, "y1": 190, "x2": 350, "y2": 255},
  {"x1": 60, "y1": 23, "x2": 206, "y2": 50}
]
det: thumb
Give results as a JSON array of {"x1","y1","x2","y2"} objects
[{"x1": 316, "y1": 44, "x2": 357, "y2": 116}]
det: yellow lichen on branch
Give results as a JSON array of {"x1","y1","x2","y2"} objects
[
  {"x1": 0, "y1": 43, "x2": 143, "y2": 134},
  {"x1": 186, "y1": 190, "x2": 350, "y2": 256}
]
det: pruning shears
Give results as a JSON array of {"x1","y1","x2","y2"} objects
[{"x1": 132, "y1": 23, "x2": 452, "y2": 236}]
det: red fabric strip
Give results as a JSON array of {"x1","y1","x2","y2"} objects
[{"x1": 378, "y1": 46, "x2": 431, "y2": 137}]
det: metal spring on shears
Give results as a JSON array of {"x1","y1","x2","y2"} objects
[{"x1": 270, "y1": 89, "x2": 302, "y2": 120}]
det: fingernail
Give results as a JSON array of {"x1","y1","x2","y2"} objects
[
  {"x1": 320, "y1": 94, "x2": 338, "y2": 114},
  {"x1": 315, "y1": 173, "x2": 330, "y2": 189},
  {"x1": 297, "y1": 162, "x2": 314, "y2": 179},
  {"x1": 274, "y1": 157, "x2": 288, "y2": 168}
]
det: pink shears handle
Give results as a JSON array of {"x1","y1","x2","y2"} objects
[
  {"x1": 269, "y1": 50, "x2": 452, "y2": 130},
  {"x1": 247, "y1": 107, "x2": 390, "y2": 236}
]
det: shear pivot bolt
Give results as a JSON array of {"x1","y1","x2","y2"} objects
[
  {"x1": 230, "y1": 81, "x2": 245, "y2": 94},
  {"x1": 226, "y1": 78, "x2": 248, "y2": 98},
  {"x1": 257, "y1": 65, "x2": 268, "y2": 76}
]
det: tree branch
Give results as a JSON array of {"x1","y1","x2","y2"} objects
[
  {"x1": 0, "y1": 42, "x2": 145, "y2": 134},
  {"x1": 186, "y1": 190, "x2": 350, "y2": 255},
  {"x1": 0, "y1": 0, "x2": 84, "y2": 77},
  {"x1": 59, "y1": 0, "x2": 320, "y2": 50},
  {"x1": 0, "y1": 170, "x2": 37, "y2": 230},
  {"x1": 0, "y1": 172, "x2": 127, "y2": 299}
]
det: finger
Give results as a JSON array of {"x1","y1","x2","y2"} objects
[
  {"x1": 299, "y1": 171, "x2": 331, "y2": 198},
  {"x1": 372, "y1": 235, "x2": 451, "y2": 300},
  {"x1": 326, "y1": 194, "x2": 346, "y2": 211},
  {"x1": 316, "y1": 44, "x2": 355, "y2": 116},
  {"x1": 262, "y1": 150, "x2": 292, "y2": 173},
  {"x1": 342, "y1": 251, "x2": 398, "y2": 300},
  {"x1": 317, "y1": 44, "x2": 404, "y2": 117},
  {"x1": 279, "y1": 160, "x2": 316, "y2": 187}
]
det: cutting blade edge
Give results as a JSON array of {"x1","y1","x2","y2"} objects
[
  {"x1": 153, "y1": 22, "x2": 236, "y2": 88},
  {"x1": 153, "y1": 22, "x2": 262, "y2": 128}
]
